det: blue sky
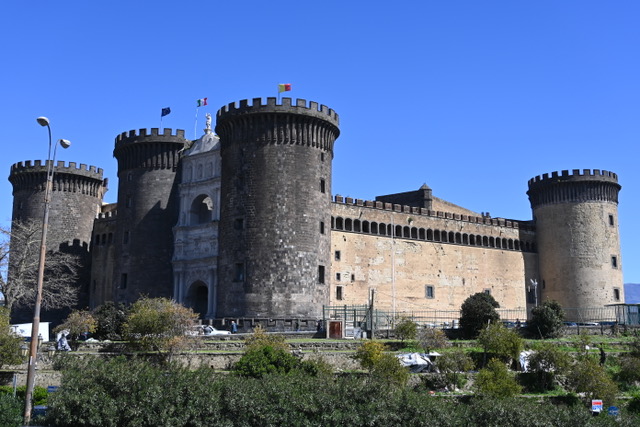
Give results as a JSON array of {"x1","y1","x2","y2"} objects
[{"x1": 1, "y1": 1, "x2": 639, "y2": 284}]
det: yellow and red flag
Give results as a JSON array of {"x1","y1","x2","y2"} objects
[{"x1": 278, "y1": 83, "x2": 292, "y2": 93}]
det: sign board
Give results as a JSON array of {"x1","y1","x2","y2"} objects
[
  {"x1": 47, "y1": 386, "x2": 59, "y2": 393},
  {"x1": 608, "y1": 406, "x2": 619, "y2": 417},
  {"x1": 591, "y1": 399, "x2": 603, "y2": 413},
  {"x1": 10, "y1": 322, "x2": 51, "y2": 342}
]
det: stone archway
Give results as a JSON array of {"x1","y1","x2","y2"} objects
[{"x1": 185, "y1": 280, "x2": 208, "y2": 319}]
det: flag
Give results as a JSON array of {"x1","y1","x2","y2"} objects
[
  {"x1": 196, "y1": 98, "x2": 208, "y2": 107},
  {"x1": 278, "y1": 84, "x2": 292, "y2": 93},
  {"x1": 161, "y1": 107, "x2": 171, "y2": 117}
]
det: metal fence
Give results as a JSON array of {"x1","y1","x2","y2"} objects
[{"x1": 322, "y1": 304, "x2": 627, "y2": 333}]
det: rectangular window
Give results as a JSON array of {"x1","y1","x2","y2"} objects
[
  {"x1": 335, "y1": 250, "x2": 341, "y2": 261},
  {"x1": 123, "y1": 231, "x2": 130, "y2": 244},
  {"x1": 234, "y1": 263, "x2": 245, "y2": 282},
  {"x1": 336, "y1": 286, "x2": 343, "y2": 300},
  {"x1": 609, "y1": 214, "x2": 615, "y2": 226},
  {"x1": 320, "y1": 221, "x2": 325, "y2": 234},
  {"x1": 318, "y1": 265, "x2": 325, "y2": 284},
  {"x1": 126, "y1": 195, "x2": 132, "y2": 208},
  {"x1": 320, "y1": 179, "x2": 326, "y2": 193},
  {"x1": 336, "y1": 273, "x2": 341, "y2": 281},
  {"x1": 614, "y1": 288, "x2": 621, "y2": 301},
  {"x1": 320, "y1": 152, "x2": 325, "y2": 162},
  {"x1": 425, "y1": 285, "x2": 434, "y2": 299},
  {"x1": 611, "y1": 256, "x2": 618, "y2": 269},
  {"x1": 483, "y1": 288, "x2": 491, "y2": 295},
  {"x1": 351, "y1": 274, "x2": 355, "y2": 282},
  {"x1": 120, "y1": 273, "x2": 128, "y2": 289},
  {"x1": 234, "y1": 218, "x2": 244, "y2": 230}
]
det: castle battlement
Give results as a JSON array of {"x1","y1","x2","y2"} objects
[
  {"x1": 115, "y1": 128, "x2": 187, "y2": 148},
  {"x1": 10, "y1": 160, "x2": 104, "y2": 177},
  {"x1": 333, "y1": 195, "x2": 524, "y2": 230},
  {"x1": 528, "y1": 169, "x2": 618, "y2": 186},
  {"x1": 96, "y1": 210, "x2": 117, "y2": 220},
  {"x1": 217, "y1": 97, "x2": 339, "y2": 126}
]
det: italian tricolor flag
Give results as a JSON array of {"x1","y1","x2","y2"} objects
[
  {"x1": 196, "y1": 98, "x2": 208, "y2": 107},
  {"x1": 278, "y1": 84, "x2": 292, "y2": 93}
]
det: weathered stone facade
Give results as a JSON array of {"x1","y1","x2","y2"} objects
[{"x1": 8, "y1": 97, "x2": 625, "y2": 323}]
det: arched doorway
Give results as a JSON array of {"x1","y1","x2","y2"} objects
[{"x1": 185, "y1": 281, "x2": 208, "y2": 318}]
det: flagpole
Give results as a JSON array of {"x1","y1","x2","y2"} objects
[{"x1": 194, "y1": 107, "x2": 198, "y2": 140}]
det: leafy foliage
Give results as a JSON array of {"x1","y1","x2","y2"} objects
[
  {"x1": 370, "y1": 353, "x2": 410, "y2": 388},
  {"x1": 418, "y1": 326, "x2": 451, "y2": 354},
  {"x1": 352, "y1": 340, "x2": 386, "y2": 370},
  {"x1": 459, "y1": 292, "x2": 500, "y2": 338},
  {"x1": 394, "y1": 317, "x2": 417, "y2": 342},
  {"x1": 92, "y1": 302, "x2": 128, "y2": 340},
  {"x1": 123, "y1": 297, "x2": 198, "y2": 362},
  {"x1": 233, "y1": 345, "x2": 300, "y2": 378},
  {"x1": 525, "y1": 342, "x2": 571, "y2": 392},
  {"x1": 434, "y1": 348, "x2": 474, "y2": 391},
  {"x1": 244, "y1": 324, "x2": 289, "y2": 351},
  {"x1": 0, "y1": 307, "x2": 22, "y2": 368},
  {"x1": 566, "y1": 356, "x2": 619, "y2": 407},
  {"x1": 529, "y1": 299, "x2": 565, "y2": 338},
  {"x1": 56, "y1": 309, "x2": 97, "y2": 340},
  {"x1": 0, "y1": 393, "x2": 22, "y2": 427},
  {"x1": 474, "y1": 358, "x2": 522, "y2": 398},
  {"x1": 477, "y1": 322, "x2": 523, "y2": 364}
]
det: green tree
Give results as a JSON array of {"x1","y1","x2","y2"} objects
[
  {"x1": 474, "y1": 358, "x2": 522, "y2": 398},
  {"x1": 477, "y1": 322, "x2": 523, "y2": 365},
  {"x1": 370, "y1": 352, "x2": 409, "y2": 388},
  {"x1": 567, "y1": 356, "x2": 618, "y2": 407},
  {"x1": 435, "y1": 348, "x2": 474, "y2": 391},
  {"x1": 123, "y1": 297, "x2": 199, "y2": 362},
  {"x1": 244, "y1": 324, "x2": 289, "y2": 352},
  {"x1": 394, "y1": 317, "x2": 417, "y2": 342},
  {"x1": 92, "y1": 301, "x2": 128, "y2": 340},
  {"x1": 56, "y1": 309, "x2": 97, "y2": 341},
  {"x1": 353, "y1": 340, "x2": 387, "y2": 370},
  {"x1": 0, "y1": 307, "x2": 22, "y2": 368},
  {"x1": 233, "y1": 345, "x2": 300, "y2": 378},
  {"x1": 418, "y1": 327, "x2": 451, "y2": 354},
  {"x1": 529, "y1": 299, "x2": 565, "y2": 338},
  {"x1": 459, "y1": 292, "x2": 500, "y2": 339},
  {"x1": 525, "y1": 342, "x2": 571, "y2": 391}
]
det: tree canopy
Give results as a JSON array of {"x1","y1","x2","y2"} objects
[{"x1": 459, "y1": 292, "x2": 500, "y2": 338}]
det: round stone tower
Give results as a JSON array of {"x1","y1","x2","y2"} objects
[
  {"x1": 9, "y1": 160, "x2": 107, "y2": 251},
  {"x1": 527, "y1": 169, "x2": 623, "y2": 312},
  {"x1": 112, "y1": 128, "x2": 187, "y2": 303},
  {"x1": 215, "y1": 97, "x2": 340, "y2": 318},
  {"x1": 9, "y1": 160, "x2": 107, "y2": 321}
]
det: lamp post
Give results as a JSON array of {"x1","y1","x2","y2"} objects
[
  {"x1": 529, "y1": 279, "x2": 538, "y2": 307},
  {"x1": 23, "y1": 116, "x2": 70, "y2": 425}
]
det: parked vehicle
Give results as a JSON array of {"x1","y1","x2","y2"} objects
[{"x1": 188, "y1": 325, "x2": 231, "y2": 336}]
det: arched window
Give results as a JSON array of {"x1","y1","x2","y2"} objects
[
  {"x1": 469, "y1": 235, "x2": 476, "y2": 245},
  {"x1": 362, "y1": 221, "x2": 370, "y2": 233},
  {"x1": 345, "y1": 218, "x2": 353, "y2": 231},
  {"x1": 483, "y1": 236, "x2": 489, "y2": 246},
  {"x1": 434, "y1": 230, "x2": 441, "y2": 242},
  {"x1": 477, "y1": 235, "x2": 483, "y2": 246},
  {"x1": 371, "y1": 222, "x2": 378, "y2": 234},
  {"x1": 403, "y1": 226, "x2": 410, "y2": 238},
  {"x1": 489, "y1": 237, "x2": 495, "y2": 247},
  {"x1": 508, "y1": 239, "x2": 514, "y2": 250},
  {"x1": 354, "y1": 219, "x2": 361, "y2": 232},
  {"x1": 427, "y1": 229, "x2": 434, "y2": 241},
  {"x1": 463, "y1": 234, "x2": 469, "y2": 245},
  {"x1": 190, "y1": 194, "x2": 214, "y2": 225},
  {"x1": 419, "y1": 228, "x2": 425, "y2": 240},
  {"x1": 335, "y1": 217, "x2": 344, "y2": 230},
  {"x1": 395, "y1": 225, "x2": 402, "y2": 238},
  {"x1": 449, "y1": 231, "x2": 455, "y2": 243},
  {"x1": 379, "y1": 223, "x2": 387, "y2": 236},
  {"x1": 455, "y1": 232, "x2": 462, "y2": 244}
]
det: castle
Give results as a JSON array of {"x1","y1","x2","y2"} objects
[{"x1": 8, "y1": 97, "x2": 625, "y2": 324}]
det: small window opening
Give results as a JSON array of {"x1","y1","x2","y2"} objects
[
  {"x1": 320, "y1": 221, "x2": 325, "y2": 234},
  {"x1": 614, "y1": 288, "x2": 621, "y2": 301},
  {"x1": 335, "y1": 250, "x2": 341, "y2": 261},
  {"x1": 611, "y1": 256, "x2": 618, "y2": 268},
  {"x1": 123, "y1": 230, "x2": 130, "y2": 244},
  {"x1": 234, "y1": 218, "x2": 244, "y2": 230},
  {"x1": 120, "y1": 273, "x2": 128, "y2": 289},
  {"x1": 609, "y1": 215, "x2": 615, "y2": 226},
  {"x1": 318, "y1": 265, "x2": 325, "y2": 284},
  {"x1": 336, "y1": 273, "x2": 341, "y2": 281},
  {"x1": 234, "y1": 263, "x2": 245, "y2": 282},
  {"x1": 336, "y1": 286, "x2": 343, "y2": 300},
  {"x1": 320, "y1": 179, "x2": 326, "y2": 193},
  {"x1": 425, "y1": 285, "x2": 434, "y2": 299}
]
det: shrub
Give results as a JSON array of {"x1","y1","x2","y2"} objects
[
  {"x1": 459, "y1": 293, "x2": 500, "y2": 339},
  {"x1": 477, "y1": 322, "x2": 523, "y2": 365},
  {"x1": 566, "y1": 356, "x2": 618, "y2": 407},
  {"x1": 474, "y1": 358, "x2": 522, "y2": 398},
  {"x1": 352, "y1": 340, "x2": 386, "y2": 371},
  {"x1": 0, "y1": 307, "x2": 22, "y2": 368},
  {"x1": 435, "y1": 348, "x2": 474, "y2": 391},
  {"x1": 370, "y1": 353, "x2": 410, "y2": 388},
  {"x1": 627, "y1": 393, "x2": 640, "y2": 415},
  {"x1": 394, "y1": 317, "x2": 417, "y2": 342},
  {"x1": 529, "y1": 300, "x2": 565, "y2": 338},
  {"x1": 92, "y1": 301, "x2": 128, "y2": 340},
  {"x1": 244, "y1": 324, "x2": 289, "y2": 351},
  {"x1": 233, "y1": 345, "x2": 300, "y2": 378},
  {"x1": 56, "y1": 309, "x2": 97, "y2": 341},
  {"x1": 123, "y1": 297, "x2": 199, "y2": 362},
  {"x1": 418, "y1": 327, "x2": 451, "y2": 354},
  {"x1": 525, "y1": 342, "x2": 571, "y2": 392},
  {"x1": 0, "y1": 393, "x2": 22, "y2": 427}
]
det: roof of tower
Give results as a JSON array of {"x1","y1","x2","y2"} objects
[{"x1": 216, "y1": 97, "x2": 339, "y2": 127}]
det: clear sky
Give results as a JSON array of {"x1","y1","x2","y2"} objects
[{"x1": 1, "y1": 1, "x2": 639, "y2": 283}]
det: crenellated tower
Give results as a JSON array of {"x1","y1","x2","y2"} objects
[
  {"x1": 215, "y1": 98, "x2": 340, "y2": 318},
  {"x1": 112, "y1": 128, "x2": 187, "y2": 303},
  {"x1": 9, "y1": 160, "x2": 107, "y2": 321},
  {"x1": 527, "y1": 169, "x2": 623, "y2": 313}
]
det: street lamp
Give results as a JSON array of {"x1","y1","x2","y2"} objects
[
  {"x1": 23, "y1": 116, "x2": 70, "y2": 425},
  {"x1": 528, "y1": 279, "x2": 539, "y2": 307}
]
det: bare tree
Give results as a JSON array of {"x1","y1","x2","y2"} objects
[{"x1": 0, "y1": 220, "x2": 80, "y2": 316}]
